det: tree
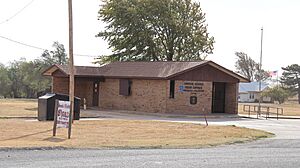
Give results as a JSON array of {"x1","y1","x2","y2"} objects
[
  {"x1": 42, "y1": 41, "x2": 68, "y2": 65},
  {"x1": 235, "y1": 52, "x2": 269, "y2": 81},
  {"x1": 262, "y1": 86, "x2": 291, "y2": 104},
  {"x1": 7, "y1": 59, "x2": 27, "y2": 98},
  {"x1": 96, "y1": 0, "x2": 214, "y2": 64},
  {"x1": 0, "y1": 63, "x2": 12, "y2": 97},
  {"x1": 6, "y1": 58, "x2": 52, "y2": 98},
  {"x1": 20, "y1": 60, "x2": 51, "y2": 98},
  {"x1": 0, "y1": 42, "x2": 66, "y2": 98},
  {"x1": 280, "y1": 64, "x2": 300, "y2": 104}
]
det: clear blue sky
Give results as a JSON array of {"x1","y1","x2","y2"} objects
[{"x1": 0, "y1": 0, "x2": 299, "y2": 75}]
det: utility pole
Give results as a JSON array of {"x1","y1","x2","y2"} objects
[
  {"x1": 68, "y1": 0, "x2": 74, "y2": 139},
  {"x1": 258, "y1": 27, "x2": 263, "y2": 117}
]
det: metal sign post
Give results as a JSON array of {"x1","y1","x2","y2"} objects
[
  {"x1": 202, "y1": 107, "x2": 208, "y2": 127},
  {"x1": 258, "y1": 27, "x2": 263, "y2": 117}
]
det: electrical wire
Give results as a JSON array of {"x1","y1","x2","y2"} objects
[
  {"x1": 0, "y1": 0, "x2": 35, "y2": 25},
  {"x1": 73, "y1": 54, "x2": 99, "y2": 57},
  {"x1": 0, "y1": 35, "x2": 99, "y2": 57},
  {"x1": 0, "y1": 35, "x2": 45, "y2": 50},
  {"x1": 0, "y1": 1, "x2": 100, "y2": 58}
]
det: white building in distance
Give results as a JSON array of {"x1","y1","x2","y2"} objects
[{"x1": 239, "y1": 82, "x2": 271, "y2": 103}]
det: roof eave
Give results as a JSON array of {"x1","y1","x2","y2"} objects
[
  {"x1": 166, "y1": 60, "x2": 210, "y2": 79},
  {"x1": 42, "y1": 64, "x2": 69, "y2": 76},
  {"x1": 207, "y1": 62, "x2": 250, "y2": 83},
  {"x1": 166, "y1": 60, "x2": 250, "y2": 83}
]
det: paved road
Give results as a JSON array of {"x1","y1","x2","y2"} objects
[{"x1": 1, "y1": 139, "x2": 300, "y2": 168}]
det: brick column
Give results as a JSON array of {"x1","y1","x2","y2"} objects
[{"x1": 224, "y1": 83, "x2": 238, "y2": 114}]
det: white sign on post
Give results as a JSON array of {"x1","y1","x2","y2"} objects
[{"x1": 56, "y1": 100, "x2": 70, "y2": 128}]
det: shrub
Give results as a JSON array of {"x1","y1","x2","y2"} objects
[{"x1": 262, "y1": 86, "x2": 291, "y2": 104}]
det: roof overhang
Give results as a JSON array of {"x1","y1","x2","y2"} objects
[
  {"x1": 166, "y1": 61, "x2": 250, "y2": 83},
  {"x1": 42, "y1": 61, "x2": 250, "y2": 83},
  {"x1": 42, "y1": 65, "x2": 68, "y2": 76},
  {"x1": 207, "y1": 61, "x2": 250, "y2": 83}
]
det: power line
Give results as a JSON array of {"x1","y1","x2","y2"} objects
[
  {"x1": 73, "y1": 53, "x2": 99, "y2": 57},
  {"x1": 0, "y1": 35, "x2": 45, "y2": 50},
  {"x1": 0, "y1": 0, "x2": 35, "y2": 25},
  {"x1": 0, "y1": 35, "x2": 99, "y2": 57}
]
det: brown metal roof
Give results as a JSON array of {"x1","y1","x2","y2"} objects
[
  {"x1": 42, "y1": 61, "x2": 249, "y2": 82},
  {"x1": 42, "y1": 64, "x2": 103, "y2": 77},
  {"x1": 99, "y1": 61, "x2": 209, "y2": 78}
]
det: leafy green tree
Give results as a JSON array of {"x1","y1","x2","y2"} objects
[
  {"x1": 281, "y1": 64, "x2": 300, "y2": 104},
  {"x1": 0, "y1": 63, "x2": 12, "y2": 97},
  {"x1": 7, "y1": 59, "x2": 52, "y2": 98},
  {"x1": 7, "y1": 59, "x2": 27, "y2": 98},
  {"x1": 19, "y1": 60, "x2": 51, "y2": 98},
  {"x1": 262, "y1": 86, "x2": 291, "y2": 104},
  {"x1": 42, "y1": 41, "x2": 68, "y2": 65},
  {"x1": 235, "y1": 52, "x2": 269, "y2": 81},
  {"x1": 96, "y1": 0, "x2": 214, "y2": 64},
  {"x1": 3, "y1": 42, "x2": 66, "y2": 98}
]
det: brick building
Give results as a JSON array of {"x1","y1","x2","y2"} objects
[{"x1": 43, "y1": 61, "x2": 248, "y2": 114}]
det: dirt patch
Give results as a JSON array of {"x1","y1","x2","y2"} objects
[{"x1": 0, "y1": 119, "x2": 273, "y2": 149}]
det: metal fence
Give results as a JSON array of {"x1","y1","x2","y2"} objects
[{"x1": 243, "y1": 105, "x2": 283, "y2": 120}]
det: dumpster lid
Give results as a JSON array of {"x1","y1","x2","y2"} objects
[
  {"x1": 39, "y1": 93, "x2": 55, "y2": 99},
  {"x1": 54, "y1": 93, "x2": 81, "y2": 100}
]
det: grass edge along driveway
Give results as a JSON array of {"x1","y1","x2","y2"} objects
[{"x1": 0, "y1": 119, "x2": 273, "y2": 149}]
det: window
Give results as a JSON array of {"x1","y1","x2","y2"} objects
[
  {"x1": 119, "y1": 79, "x2": 132, "y2": 96},
  {"x1": 249, "y1": 93, "x2": 254, "y2": 99},
  {"x1": 169, "y1": 80, "x2": 175, "y2": 98}
]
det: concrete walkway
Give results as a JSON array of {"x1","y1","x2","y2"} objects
[{"x1": 80, "y1": 109, "x2": 300, "y2": 139}]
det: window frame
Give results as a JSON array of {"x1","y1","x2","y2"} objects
[
  {"x1": 169, "y1": 80, "x2": 175, "y2": 99},
  {"x1": 119, "y1": 79, "x2": 132, "y2": 96}
]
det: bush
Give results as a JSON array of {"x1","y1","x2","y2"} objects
[{"x1": 262, "y1": 86, "x2": 291, "y2": 104}]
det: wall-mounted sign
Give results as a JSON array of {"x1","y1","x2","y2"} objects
[
  {"x1": 190, "y1": 96, "x2": 197, "y2": 105},
  {"x1": 179, "y1": 82, "x2": 205, "y2": 93},
  {"x1": 179, "y1": 85, "x2": 184, "y2": 92}
]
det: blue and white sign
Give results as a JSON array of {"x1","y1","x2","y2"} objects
[{"x1": 179, "y1": 85, "x2": 184, "y2": 92}]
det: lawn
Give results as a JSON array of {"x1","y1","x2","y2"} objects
[
  {"x1": 0, "y1": 99, "x2": 37, "y2": 118},
  {"x1": 0, "y1": 99, "x2": 273, "y2": 148},
  {"x1": 238, "y1": 102, "x2": 300, "y2": 116},
  {"x1": 0, "y1": 119, "x2": 273, "y2": 149}
]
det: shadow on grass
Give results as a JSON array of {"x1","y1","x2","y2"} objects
[
  {"x1": 0, "y1": 129, "x2": 52, "y2": 141},
  {"x1": 24, "y1": 107, "x2": 37, "y2": 111},
  {"x1": 43, "y1": 137, "x2": 66, "y2": 142}
]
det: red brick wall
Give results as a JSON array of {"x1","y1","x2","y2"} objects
[
  {"x1": 99, "y1": 79, "x2": 229, "y2": 115},
  {"x1": 75, "y1": 79, "x2": 94, "y2": 107},
  {"x1": 52, "y1": 77, "x2": 69, "y2": 94},
  {"x1": 52, "y1": 77, "x2": 239, "y2": 114},
  {"x1": 166, "y1": 80, "x2": 213, "y2": 114},
  {"x1": 99, "y1": 79, "x2": 167, "y2": 113},
  {"x1": 224, "y1": 83, "x2": 238, "y2": 114},
  {"x1": 52, "y1": 77, "x2": 94, "y2": 106}
]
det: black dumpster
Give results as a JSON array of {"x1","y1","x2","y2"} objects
[{"x1": 38, "y1": 93, "x2": 80, "y2": 121}]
